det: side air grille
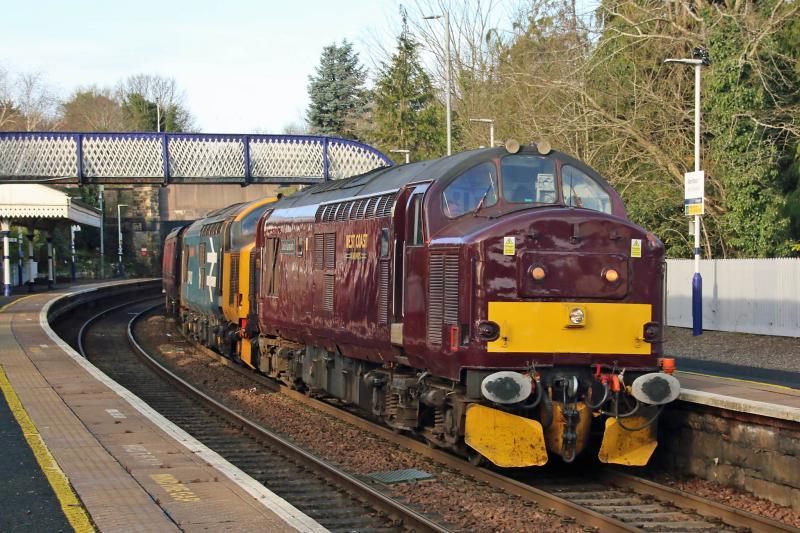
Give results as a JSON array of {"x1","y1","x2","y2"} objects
[
  {"x1": 229, "y1": 252, "x2": 240, "y2": 305},
  {"x1": 314, "y1": 234, "x2": 324, "y2": 270},
  {"x1": 375, "y1": 193, "x2": 396, "y2": 218},
  {"x1": 378, "y1": 261, "x2": 389, "y2": 324},
  {"x1": 354, "y1": 198, "x2": 367, "y2": 219},
  {"x1": 249, "y1": 252, "x2": 257, "y2": 313},
  {"x1": 323, "y1": 274, "x2": 335, "y2": 312},
  {"x1": 314, "y1": 193, "x2": 396, "y2": 222},
  {"x1": 323, "y1": 233, "x2": 336, "y2": 270},
  {"x1": 427, "y1": 253, "x2": 459, "y2": 346}
]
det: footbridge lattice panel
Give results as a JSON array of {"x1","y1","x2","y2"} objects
[{"x1": 0, "y1": 132, "x2": 392, "y2": 185}]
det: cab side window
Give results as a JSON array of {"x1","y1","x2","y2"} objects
[
  {"x1": 442, "y1": 162, "x2": 498, "y2": 218},
  {"x1": 409, "y1": 193, "x2": 425, "y2": 245},
  {"x1": 561, "y1": 165, "x2": 611, "y2": 214}
]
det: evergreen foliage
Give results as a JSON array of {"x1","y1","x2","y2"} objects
[
  {"x1": 121, "y1": 93, "x2": 186, "y2": 132},
  {"x1": 306, "y1": 40, "x2": 367, "y2": 139},
  {"x1": 474, "y1": 0, "x2": 800, "y2": 257},
  {"x1": 371, "y1": 13, "x2": 446, "y2": 162}
]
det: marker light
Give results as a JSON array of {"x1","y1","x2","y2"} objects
[
  {"x1": 531, "y1": 266, "x2": 546, "y2": 281},
  {"x1": 604, "y1": 268, "x2": 619, "y2": 283},
  {"x1": 569, "y1": 308, "x2": 585, "y2": 325}
]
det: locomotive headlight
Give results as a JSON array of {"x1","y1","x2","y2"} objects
[
  {"x1": 568, "y1": 307, "x2": 585, "y2": 325},
  {"x1": 603, "y1": 268, "x2": 619, "y2": 283},
  {"x1": 477, "y1": 321, "x2": 501, "y2": 342},
  {"x1": 530, "y1": 266, "x2": 546, "y2": 281}
]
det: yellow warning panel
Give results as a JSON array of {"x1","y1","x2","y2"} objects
[
  {"x1": 598, "y1": 416, "x2": 657, "y2": 466},
  {"x1": 487, "y1": 301, "x2": 652, "y2": 355},
  {"x1": 465, "y1": 404, "x2": 548, "y2": 467}
]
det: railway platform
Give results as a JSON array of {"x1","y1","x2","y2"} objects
[
  {"x1": 0, "y1": 280, "x2": 323, "y2": 532},
  {"x1": 677, "y1": 371, "x2": 800, "y2": 423}
]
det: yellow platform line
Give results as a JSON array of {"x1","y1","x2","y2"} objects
[
  {"x1": 677, "y1": 370, "x2": 798, "y2": 392},
  {"x1": 0, "y1": 306, "x2": 95, "y2": 533},
  {"x1": 0, "y1": 293, "x2": 36, "y2": 313}
]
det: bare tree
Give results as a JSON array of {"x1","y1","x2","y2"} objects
[
  {"x1": 16, "y1": 72, "x2": 58, "y2": 131},
  {"x1": 117, "y1": 74, "x2": 196, "y2": 131},
  {"x1": 0, "y1": 65, "x2": 18, "y2": 131}
]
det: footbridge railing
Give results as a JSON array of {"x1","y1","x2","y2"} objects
[{"x1": 0, "y1": 132, "x2": 393, "y2": 185}]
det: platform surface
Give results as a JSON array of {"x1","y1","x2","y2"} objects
[
  {"x1": 0, "y1": 383, "x2": 73, "y2": 532},
  {"x1": 677, "y1": 370, "x2": 800, "y2": 423},
  {"x1": 0, "y1": 280, "x2": 323, "y2": 532}
]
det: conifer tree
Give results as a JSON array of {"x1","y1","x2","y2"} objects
[
  {"x1": 371, "y1": 13, "x2": 446, "y2": 162},
  {"x1": 306, "y1": 40, "x2": 367, "y2": 139}
]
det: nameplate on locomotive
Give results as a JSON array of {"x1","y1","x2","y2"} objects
[{"x1": 345, "y1": 233, "x2": 369, "y2": 261}]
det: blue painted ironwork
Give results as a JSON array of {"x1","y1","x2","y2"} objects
[
  {"x1": 322, "y1": 137, "x2": 329, "y2": 181},
  {"x1": 0, "y1": 132, "x2": 392, "y2": 185},
  {"x1": 162, "y1": 133, "x2": 170, "y2": 185},
  {"x1": 242, "y1": 134, "x2": 252, "y2": 186},
  {"x1": 75, "y1": 133, "x2": 84, "y2": 184},
  {"x1": 692, "y1": 272, "x2": 702, "y2": 336}
]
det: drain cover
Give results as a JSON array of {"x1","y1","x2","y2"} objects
[{"x1": 366, "y1": 468, "x2": 433, "y2": 484}]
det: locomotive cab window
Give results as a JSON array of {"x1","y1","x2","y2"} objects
[
  {"x1": 561, "y1": 165, "x2": 611, "y2": 214},
  {"x1": 501, "y1": 155, "x2": 558, "y2": 204},
  {"x1": 408, "y1": 193, "x2": 425, "y2": 246},
  {"x1": 442, "y1": 162, "x2": 498, "y2": 218},
  {"x1": 380, "y1": 228, "x2": 390, "y2": 257}
]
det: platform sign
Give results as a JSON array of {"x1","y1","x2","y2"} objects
[{"x1": 684, "y1": 171, "x2": 705, "y2": 216}]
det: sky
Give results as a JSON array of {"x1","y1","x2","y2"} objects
[
  {"x1": 2, "y1": 0, "x2": 403, "y2": 133},
  {"x1": 2, "y1": 0, "x2": 597, "y2": 134}
]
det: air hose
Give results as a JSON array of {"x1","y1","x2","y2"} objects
[{"x1": 584, "y1": 382, "x2": 609, "y2": 410}]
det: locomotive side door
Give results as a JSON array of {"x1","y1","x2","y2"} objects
[{"x1": 390, "y1": 183, "x2": 429, "y2": 347}]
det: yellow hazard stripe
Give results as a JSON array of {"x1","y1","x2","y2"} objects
[
  {"x1": 0, "y1": 293, "x2": 36, "y2": 313},
  {"x1": 0, "y1": 297, "x2": 95, "y2": 533}
]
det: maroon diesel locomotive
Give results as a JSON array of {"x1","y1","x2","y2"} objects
[{"x1": 244, "y1": 141, "x2": 679, "y2": 467}]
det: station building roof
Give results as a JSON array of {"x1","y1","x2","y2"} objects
[{"x1": 0, "y1": 184, "x2": 101, "y2": 228}]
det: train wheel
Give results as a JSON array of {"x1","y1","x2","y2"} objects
[{"x1": 468, "y1": 450, "x2": 486, "y2": 467}]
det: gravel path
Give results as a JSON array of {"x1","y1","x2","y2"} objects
[{"x1": 664, "y1": 327, "x2": 800, "y2": 373}]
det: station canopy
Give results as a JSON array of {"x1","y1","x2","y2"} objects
[{"x1": 0, "y1": 184, "x2": 101, "y2": 228}]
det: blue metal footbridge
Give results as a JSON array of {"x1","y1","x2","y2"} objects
[{"x1": 0, "y1": 132, "x2": 393, "y2": 185}]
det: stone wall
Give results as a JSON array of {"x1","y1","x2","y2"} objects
[{"x1": 656, "y1": 403, "x2": 800, "y2": 510}]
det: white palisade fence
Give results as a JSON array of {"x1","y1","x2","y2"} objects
[{"x1": 666, "y1": 258, "x2": 800, "y2": 337}]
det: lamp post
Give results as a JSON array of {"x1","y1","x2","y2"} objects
[
  {"x1": 99, "y1": 185, "x2": 105, "y2": 279},
  {"x1": 389, "y1": 149, "x2": 411, "y2": 164},
  {"x1": 70, "y1": 225, "x2": 79, "y2": 282},
  {"x1": 424, "y1": 11, "x2": 451, "y2": 156},
  {"x1": 117, "y1": 204, "x2": 128, "y2": 277},
  {"x1": 469, "y1": 118, "x2": 495, "y2": 147},
  {"x1": 156, "y1": 97, "x2": 161, "y2": 133},
  {"x1": 664, "y1": 51, "x2": 707, "y2": 336}
]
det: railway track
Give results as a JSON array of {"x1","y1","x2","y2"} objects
[
  {"x1": 131, "y1": 306, "x2": 799, "y2": 533},
  {"x1": 77, "y1": 298, "x2": 450, "y2": 533}
]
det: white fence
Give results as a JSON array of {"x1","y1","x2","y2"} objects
[{"x1": 666, "y1": 258, "x2": 800, "y2": 337}]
